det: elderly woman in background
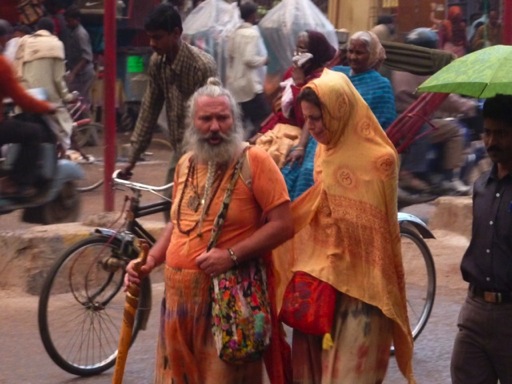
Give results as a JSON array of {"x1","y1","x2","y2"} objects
[
  {"x1": 252, "y1": 30, "x2": 339, "y2": 200},
  {"x1": 438, "y1": 5, "x2": 468, "y2": 57},
  {"x1": 333, "y1": 30, "x2": 396, "y2": 130},
  {"x1": 278, "y1": 69, "x2": 414, "y2": 383}
]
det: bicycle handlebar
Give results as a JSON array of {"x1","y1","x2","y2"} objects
[{"x1": 112, "y1": 170, "x2": 174, "y2": 192}]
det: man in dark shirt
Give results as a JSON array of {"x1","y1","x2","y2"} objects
[
  {"x1": 63, "y1": 6, "x2": 95, "y2": 111},
  {"x1": 120, "y1": 4, "x2": 217, "y2": 187},
  {"x1": 451, "y1": 94, "x2": 512, "y2": 384}
]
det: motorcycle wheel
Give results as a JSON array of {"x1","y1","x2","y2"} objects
[{"x1": 23, "y1": 181, "x2": 81, "y2": 224}]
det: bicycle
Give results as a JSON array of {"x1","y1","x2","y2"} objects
[
  {"x1": 38, "y1": 170, "x2": 172, "y2": 376},
  {"x1": 398, "y1": 215, "x2": 436, "y2": 343},
  {"x1": 38, "y1": 172, "x2": 436, "y2": 376},
  {"x1": 66, "y1": 94, "x2": 173, "y2": 193},
  {"x1": 65, "y1": 95, "x2": 105, "y2": 192}
]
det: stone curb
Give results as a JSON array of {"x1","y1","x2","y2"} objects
[
  {"x1": 429, "y1": 196, "x2": 472, "y2": 239},
  {"x1": 1, "y1": 197, "x2": 473, "y2": 295},
  {"x1": 0, "y1": 213, "x2": 165, "y2": 295}
]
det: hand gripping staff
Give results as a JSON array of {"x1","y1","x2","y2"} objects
[{"x1": 112, "y1": 240, "x2": 149, "y2": 384}]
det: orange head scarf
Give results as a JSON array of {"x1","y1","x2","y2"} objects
[{"x1": 442, "y1": 5, "x2": 463, "y2": 41}]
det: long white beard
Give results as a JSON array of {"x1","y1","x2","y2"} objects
[{"x1": 184, "y1": 126, "x2": 244, "y2": 165}]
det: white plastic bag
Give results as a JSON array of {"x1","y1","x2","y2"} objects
[
  {"x1": 183, "y1": 0, "x2": 241, "y2": 84},
  {"x1": 258, "y1": 0, "x2": 338, "y2": 76}
]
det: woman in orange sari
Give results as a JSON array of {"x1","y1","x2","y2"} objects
[
  {"x1": 277, "y1": 69, "x2": 415, "y2": 383},
  {"x1": 438, "y1": 5, "x2": 468, "y2": 57}
]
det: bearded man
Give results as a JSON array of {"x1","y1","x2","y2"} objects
[{"x1": 125, "y1": 78, "x2": 293, "y2": 384}]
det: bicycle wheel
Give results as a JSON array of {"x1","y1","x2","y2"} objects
[
  {"x1": 400, "y1": 225, "x2": 436, "y2": 341},
  {"x1": 38, "y1": 235, "x2": 151, "y2": 376},
  {"x1": 76, "y1": 156, "x2": 104, "y2": 192}
]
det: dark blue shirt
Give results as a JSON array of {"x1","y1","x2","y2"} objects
[{"x1": 461, "y1": 165, "x2": 512, "y2": 291}]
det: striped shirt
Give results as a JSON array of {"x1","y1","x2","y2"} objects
[
  {"x1": 129, "y1": 42, "x2": 217, "y2": 162},
  {"x1": 332, "y1": 66, "x2": 396, "y2": 130}
]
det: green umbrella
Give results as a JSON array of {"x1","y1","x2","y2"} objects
[{"x1": 417, "y1": 45, "x2": 512, "y2": 98}]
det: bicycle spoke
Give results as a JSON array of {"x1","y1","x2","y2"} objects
[{"x1": 38, "y1": 236, "x2": 150, "y2": 376}]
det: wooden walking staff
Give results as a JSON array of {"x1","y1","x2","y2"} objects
[{"x1": 112, "y1": 240, "x2": 149, "y2": 384}]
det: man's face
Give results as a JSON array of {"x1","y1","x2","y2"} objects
[
  {"x1": 147, "y1": 28, "x2": 180, "y2": 56},
  {"x1": 489, "y1": 11, "x2": 499, "y2": 27},
  {"x1": 188, "y1": 95, "x2": 241, "y2": 164},
  {"x1": 65, "y1": 17, "x2": 79, "y2": 29},
  {"x1": 483, "y1": 118, "x2": 512, "y2": 165},
  {"x1": 193, "y1": 96, "x2": 234, "y2": 146}
]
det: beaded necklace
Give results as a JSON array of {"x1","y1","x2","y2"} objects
[{"x1": 176, "y1": 159, "x2": 224, "y2": 236}]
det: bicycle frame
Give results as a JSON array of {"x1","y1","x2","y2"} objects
[{"x1": 94, "y1": 193, "x2": 171, "y2": 256}]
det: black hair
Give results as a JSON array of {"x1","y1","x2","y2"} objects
[
  {"x1": 297, "y1": 87, "x2": 322, "y2": 110},
  {"x1": 64, "y1": 5, "x2": 81, "y2": 20},
  {"x1": 483, "y1": 95, "x2": 512, "y2": 127},
  {"x1": 44, "y1": 0, "x2": 64, "y2": 14},
  {"x1": 36, "y1": 17, "x2": 55, "y2": 34},
  {"x1": 144, "y1": 4, "x2": 182, "y2": 33},
  {"x1": 14, "y1": 24, "x2": 32, "y2": 35},
  {"x1": 0, "y1": 19, "x2": 12, "y2": 37},
  {"x1": 405, "y1": 28, "x2": 438, "y2": 49},
  {"x1": 376, "y1": 15, "x2": 394, "y2": 26},
  {"x1": 239, "y1": 2, "x2": 258, "y2": 21}
]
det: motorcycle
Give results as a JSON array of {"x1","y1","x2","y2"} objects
[{"x1": 0, "y1": 90, "x2": 84, "y2": 224}]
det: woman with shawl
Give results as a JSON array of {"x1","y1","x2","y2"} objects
[
  {"x1": 277, "y1": 69, "x2": 415, "y2": 383},
  {"x1": 438, "y1": 5, "x2": 468, "y2": 57},
  {"x1": 332, "y1": 30, "x2": 396, "y2": 131},
  {"x1": 252, "y1": 30, "x2": 338, "y2": 199}
]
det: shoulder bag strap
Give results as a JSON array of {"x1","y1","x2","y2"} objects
[{"x1": 206, "y1": 147, "x2": 249, "y2": 251}]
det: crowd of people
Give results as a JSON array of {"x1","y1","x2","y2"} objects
[
  {"x1": 0, "y1": 1, "x2": 94, "y2": 199},
  {"x1": 430, "y1": 3, "x2": 502, "y2": 56},
  {"x1": 2, "y1": 1, "x2": 511, "y2": 383}
]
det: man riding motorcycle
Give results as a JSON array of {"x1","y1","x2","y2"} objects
[
  {"x1": 391, "y1": 28, "x2": 478, "y2": 196},
  {"x1": 0, "y1": 19, "x2": 57, "y2": 198}
]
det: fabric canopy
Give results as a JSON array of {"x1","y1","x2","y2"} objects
[{"x1": 382, "y1": 41, "x2": 455, "y2": 76}]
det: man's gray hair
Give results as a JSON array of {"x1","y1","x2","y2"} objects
[{"x1": 186, "y1": 77, "x2": 244, "y2": 137}]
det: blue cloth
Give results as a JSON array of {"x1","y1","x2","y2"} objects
[
  {"x1": 281, "y1": 137, "x2": 317, "y2": 201},
  {"x1": 332, "y1": 66, "x2": 396, "y2": 130}
]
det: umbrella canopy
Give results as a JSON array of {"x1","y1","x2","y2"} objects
[{"x1": 417, "y1": 45, "x2": 512, "y2": 98}]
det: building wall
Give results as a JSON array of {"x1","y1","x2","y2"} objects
[
  {"x1": 328, "y1": 0, "x2": 378, "y2": 32},
  {"x1": 396, "y1": 0, "x2": 434, "y2": 40},
  {"x1": 0, "y1": 0, "x2": 22, "y2": 25}
]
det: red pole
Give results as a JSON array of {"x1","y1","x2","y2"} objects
[
  {"x1": 503, "y1": 0, "x2": 512, "y2": 45},
  {"x1": 103, "y1": 0, "x2": 117, "y2": 211}
]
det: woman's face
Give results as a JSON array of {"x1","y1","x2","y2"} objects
[
  {"x1": 295, "y1": 33, "x2": 309, "y2": 55},
  {"x1": 301, "y1": 100, "x2": 329, "y2": 145},
  {"x1": 347, "y1": 39, "x2": 371, "y2": 74}
]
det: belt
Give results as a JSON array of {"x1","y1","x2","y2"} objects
[{"x1": 469, "y1": 285, "x2": 512, "y2": 304}]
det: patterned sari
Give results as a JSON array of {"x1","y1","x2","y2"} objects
[{"x1": 274, "y1": 69, "x2": 415, "y2": 383}]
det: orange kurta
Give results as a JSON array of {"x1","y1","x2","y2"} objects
[
  {"x1": 167, "y1": 146, "x2": 289, "y2": 268},
  {"x1": 156, "y1": 146, "x2": 291, "y2": 384}
]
